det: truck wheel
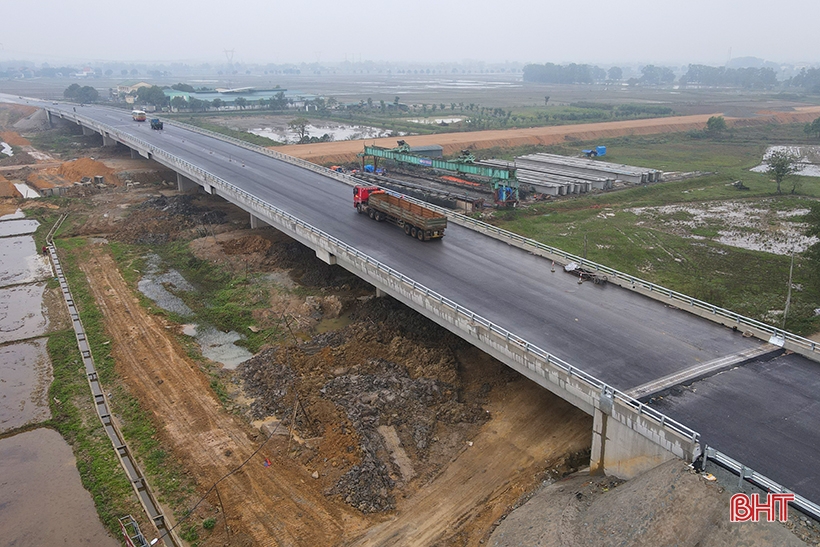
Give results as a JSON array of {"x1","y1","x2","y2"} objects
[
  {"x1": 404, "y1": 224, "x2": 411, "y2": 235},
  {"x1": 357, "y1": 204, "x2": 364, "y2": 214},
  {"x1": 368, "y1": 209, "x2": 375, "y2": 219},
  {"x1": 410, "y1": 227, "x2": 417, "y2": 238},
  {"x1": 417, "y1": 229, "x2": 426, "y2": 241},
  {"x1": 375, "y1": 212, "x2": 385, "y2": 222}
]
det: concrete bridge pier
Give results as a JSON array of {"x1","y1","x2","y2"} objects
[
  {"x1": 81, "y1": 125, "x2": 96, "y2": 136},
  {"x1": 44, "y1": 110, "x2": 53, "y2": 127},
  {"x1": 589, "y1": 390, "x2": 680, "y2": 479},
  {"x1": 102, "y1": 134, "x2": 117, "y2": 147},
  {"x1": 176, "y1": 173, "x2": 199, "y2": 193},
  {"x1": 130, "y1": 148, "x2": 140, "y2": 159},
  {"x1": 249, "y1": 214, "x2": 270, "y2": 229}
]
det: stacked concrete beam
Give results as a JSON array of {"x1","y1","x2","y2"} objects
[
  {"x1": 479, "y1": 159, "x2": 609, "y2": 196},
  {"x1": 518, "y1": 153, "x2": 662, "y2": 184}
]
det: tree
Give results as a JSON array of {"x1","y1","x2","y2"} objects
[
  {"x1": 807, "y1": 116, "x2": 820, "y2": 138},
  {"x1": 211, "y1": 98, "x2": 223, "y2": 110},
  {"x1": 235, "y1": 97, "x2": 248, "y2": 110},
  {"x1": 172, "y1": 83, "x2": 196, "y2": 92},
  {"x1": 608, "y1": 66, "x2": 623, "y2": 81},
  {"x1": 171, "y1": 96, "x2": 188, "y2": 111},
  {"x1": 765, "y1": 150, "x2": 803, "y2": 194},
  {"x1": 136, "y1": 86, "x2": 169, "y2": 107},
  {"x1": 706, "y1": 115, "x2": 727, "y2": 135},
  {"x1": 63, "y1": 83, "x2": 81, "y2": 99},
  {"x1": 63, "y1": 84, "x2": 99, "y2": 103},
  {"x1": 288, "y1": 117, "x2": 310, "y2": 143}
]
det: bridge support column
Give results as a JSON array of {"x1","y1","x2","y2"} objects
[
  {"x1": 45, "y1": 110, "x2": 53, "y2": 127},
  {"x1": 102, "y1": 134, "x2": 117, "y2": 147},
  {"x1": 316, "y1": 248, "x2": 336, "y2": 265},
  {"x1": 81, "y1": 125, "x2": 95, "y2": 136},
  {"x1": 375, "y1": 288, "x2": 387, "y2": 298},
  {"x1": 176, "y1": 173, "x2": 199, "y2": 193},
  {"x1": 590, "y1": 392, "x2": 676, "y2": 479},
  {"x1": 250, "y1": 214, "x2": 270, "y2": 229},
  {"x1": 130, "y1": 148, "x2": 140, "y2": 159}
]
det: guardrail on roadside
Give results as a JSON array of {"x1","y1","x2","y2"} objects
[
  {"x1": 156, "y1": 116, "x2": 820, "y2": 364},
  {"x1": 59, "y1": 106, "x2": 820, "y2": 521}
]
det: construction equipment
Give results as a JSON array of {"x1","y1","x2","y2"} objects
[
  {"x1": 354, "y1": 185, "x2": 447, "y2": 241},
  {"x1": 361, "y1": 141, "x2": 519, "y2": 207},
  {"x1": 582, "y1": 146, "x2": 607, "y2": 158},
  {"x1": 150, "y1": 118, "x2": 163, "y2": 130}
]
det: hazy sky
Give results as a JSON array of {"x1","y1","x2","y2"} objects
[{"x1": 2, "y1": 0, "x2": 818, "y2": 66}]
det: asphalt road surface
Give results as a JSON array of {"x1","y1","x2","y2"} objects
[{"x1": 11, "y1": 97, "x2": 819, "y2": 507}]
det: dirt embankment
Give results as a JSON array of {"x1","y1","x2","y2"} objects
[
  {"x1": 490, "y1": 458, "x2": 819, "y2": 547},
  {"x1": 274, "y1": 107, "x2": 820, "y2": 165}
]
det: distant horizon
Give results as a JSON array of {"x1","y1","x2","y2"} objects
[{"x1": 3, "y1": 0, "x2": 817, "y2": 69}]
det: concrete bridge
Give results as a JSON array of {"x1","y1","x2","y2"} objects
[{"x1": 17, "y1": 98, "x2": 820, "y2": 519}]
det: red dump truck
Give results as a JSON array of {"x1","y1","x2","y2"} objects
[{"x1": 354, "y1": 185, "x2": 447, "y2": 241}]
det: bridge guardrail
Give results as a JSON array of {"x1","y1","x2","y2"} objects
[
  {"x1": 63, "y1": 107, "x2": 820, "y2": 520},
  {"x1": 159, "y1": 115, "x2": 820, "y2": 362}
]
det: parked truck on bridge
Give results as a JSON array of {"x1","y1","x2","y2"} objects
[{"x1": 354, "y1": 185, "x2": 447, "y2": 241}]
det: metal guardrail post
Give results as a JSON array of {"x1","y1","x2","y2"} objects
[{"x1": 57, "y1": 106, "x2": 820, "y2": 518}]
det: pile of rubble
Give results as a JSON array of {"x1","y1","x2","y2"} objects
[{"x1": 239, "y1": 297, "x2": 491, "y2": 513}]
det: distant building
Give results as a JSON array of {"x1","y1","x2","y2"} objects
[{"x1": 117, "y1": 81, "x2": 153, "y2": 95}]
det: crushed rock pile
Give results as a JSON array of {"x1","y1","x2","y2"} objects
[
  {"x1": 239, "y1": 297, "x2": 490, "y2": 514},
  {"x1": 109, "y1": 195, "x2": 227, "y2": 245}
]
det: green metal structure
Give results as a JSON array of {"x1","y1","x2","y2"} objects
[{"x1": 361, "y1": 141, "x2": 519, "y2": 205}]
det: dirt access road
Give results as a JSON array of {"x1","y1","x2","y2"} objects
[
  {"x1": 78, "y1": 243, "x2": 591, "y2": 546},
  {"x1": 275, "y1": 106, "x2": 820, "y2": 165},
  {"x1": 80, "y1": 248, "x2": 365, "y2": 546}
]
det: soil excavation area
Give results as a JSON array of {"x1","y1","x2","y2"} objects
[{"x1": 5, "y1": 101, "x2": 817, "y2": 547}]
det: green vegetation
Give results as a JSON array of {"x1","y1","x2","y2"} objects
[
  {"x1": 45, "y1": 329, "x2": 140, "y2": 534},
  {"x1": 175, "y1": 117, "x2": 283, "y2": 146},
  {"x1": 491, "y1": 123, "x2": 820, "y2": 335},
  {"x1": 49, "y1": 236, "x2": 200, "y2": 540},
  {"x1": 63, "y1": 83, "x2": 99, "y2": 103}
]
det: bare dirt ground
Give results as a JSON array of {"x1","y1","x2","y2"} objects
[
  {"x1": 5, "y1": 101, "x2": 818, "y2": 546},
  {"x1": 273, "y1": 106, "x2": 820, "y2": 164},
  {"x1": 490, "y1": 458, "x2": 820, "y2": 547}
]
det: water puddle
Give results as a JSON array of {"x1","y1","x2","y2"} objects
[
  {"x1": 181, "y1": 323, "x2": 253, "y2": 370},
  {"x1": 0, "y1": 208, "x2": 26, "y2": 221},
  {"x1": 0, "y1": 283, "x2": 49, "y2": 344},
  {"x1": 138, "y1": 253, "x2": 252, "y2": 368},
  {"x1": 1, "y1": 141, "x2": 12, "y2": 156},
  {"x1": 0, "y1": 235, "x2": 53, "y2": 287},
  {"x1": 315, "y1": 313, "x2": 353, "y2": 333},
  {"x1": 0, "y1": 218, "x2": 39, "y2": 237},
  {"x1": 0, "y1": 428, "x2": 119, "y2": 546},
  {"x1": 0, "y1": 338, "x2": 52, "y2": 432},
  {"x1": 249, "y1": 123, "x2": 397, "y2": 143}
]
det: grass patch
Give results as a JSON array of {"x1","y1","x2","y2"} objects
[
  {"x1": 52, "y1": 236, "x2": 201, "y2": 541},
  {"x1": 171, "y1": 117, "x2": 283, "y2": 146}
]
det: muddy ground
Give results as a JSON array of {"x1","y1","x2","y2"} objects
[{"x1": 2, "y1": 102, "x2": 817, "y2": 546}]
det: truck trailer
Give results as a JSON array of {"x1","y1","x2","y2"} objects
[{"x1": 354, "y1": 185, "x2": 446, "y2": 241}]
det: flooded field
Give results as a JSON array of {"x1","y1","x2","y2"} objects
[
  {"x1": 751, "y1": 145, "x2": 820, "y2": 177},
  {"x1": 0, "y1": 235, "x2": 53, "y2": 286},
  {"x1": 0, "y1": 339, "x2": 51, "y2": 431},
  {"x1": 0, "y1": 211, "x2": 118, "y2": 545},
  {"x1": 249, "y1": 122, "x2": 396, "y2": 143},
  {"x1": 0, "y1": 282, "x2": 50, "y2": 344},
  {"x1": 0, "y1": 428, "x2": 118, "y2": 547}
]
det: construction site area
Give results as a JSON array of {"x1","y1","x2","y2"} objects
[{"x1": 2, "y1": 100, "x2": 820, "y2": 547}]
